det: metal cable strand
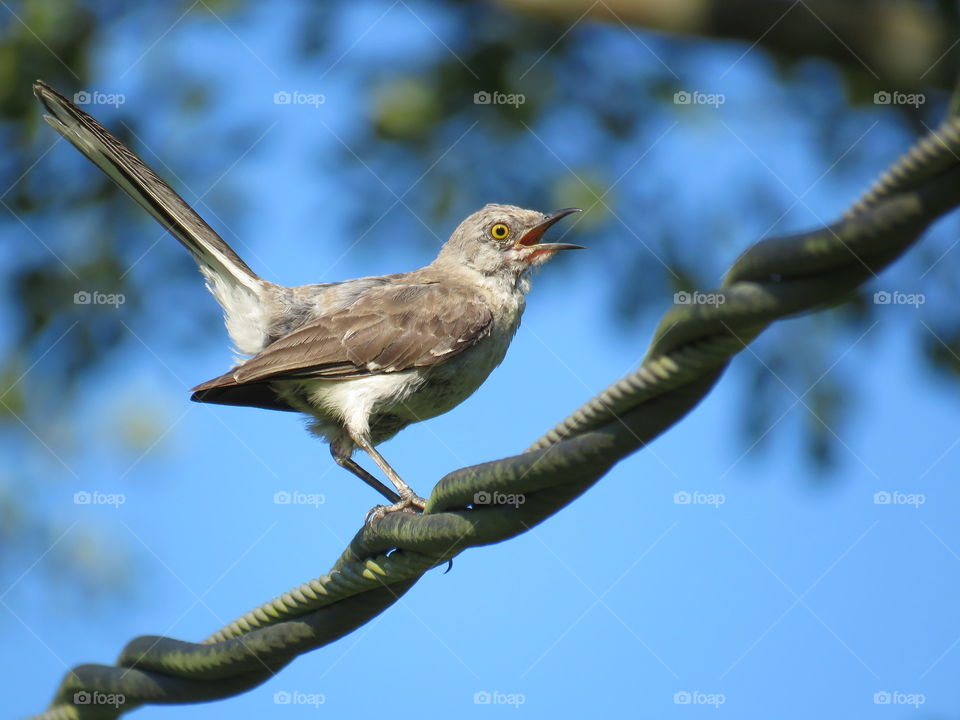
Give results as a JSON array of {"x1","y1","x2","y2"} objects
[
  {"x1": 527, "y1": 337, "x2": 738, "y2": 451},
  {"x1": 846, "y1": 116, "x2": 960, "y2": 218},
  {"x1": 28, "y1": 116, "x2": 960, "y2": 720},
  {"x1": 204, "y1": 551, "x2": 436, "y2": 643}
]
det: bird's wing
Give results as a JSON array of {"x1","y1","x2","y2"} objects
[{"x1": 192, "y1": 281, "x2": 494, "y2": 394}]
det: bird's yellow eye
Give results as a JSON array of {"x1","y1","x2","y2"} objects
[{"x1": 490, "y1": 223, "x2": 510, "y2": 240}]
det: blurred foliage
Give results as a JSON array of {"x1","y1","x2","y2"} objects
[{"x1": 3, "y1": 0, "x2": 960, "y2": 597}]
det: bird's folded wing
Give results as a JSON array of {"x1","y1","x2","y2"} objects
[{"x1": 192, "y1": 282, "x2": 494, "y2": 391}]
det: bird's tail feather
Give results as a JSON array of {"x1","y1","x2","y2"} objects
[{"x1": 33, "y1": 80, "x2": 272, "y2": 356}]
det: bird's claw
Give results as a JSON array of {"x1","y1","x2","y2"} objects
[{"x1": 365, "y1": 493, "x2": 427, "y2": 523}]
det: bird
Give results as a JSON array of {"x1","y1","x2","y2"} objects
[{"x1": 33, "y1": 80, "x2": 583, "y2": 519}]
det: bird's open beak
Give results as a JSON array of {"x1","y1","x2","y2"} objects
[{"x1": 517, "y1": 208, "x2": 584, "y2": 252}]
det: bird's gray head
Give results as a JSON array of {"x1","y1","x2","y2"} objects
[{"x1": 436, "y1": 203, "x2": 582, "y2": 277}]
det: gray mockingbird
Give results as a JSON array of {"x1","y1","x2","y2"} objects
[{"x1": 34, "y1": 80, "x2": 582, "y2": 519}]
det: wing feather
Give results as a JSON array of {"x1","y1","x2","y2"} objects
[{"x1": 192, "y1": 282, "x2": 493, "y2": 396}]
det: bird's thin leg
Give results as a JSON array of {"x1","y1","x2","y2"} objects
[
  {"x1": 350, "y1": 434, "x2": 427, "y2": 519},
  {"x1": 329, "y1": 445, "x2": 401, "y2": 503}
]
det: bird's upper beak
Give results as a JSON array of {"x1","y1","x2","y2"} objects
[{"x1": 516, "y1": 208, "x2": 584, "y2": 257}]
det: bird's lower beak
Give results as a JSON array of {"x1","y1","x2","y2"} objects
[{"x1": 516, "y1": 208, "x2": 584, "y2": 252}]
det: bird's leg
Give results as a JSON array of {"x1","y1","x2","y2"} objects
[
  {"x1": 329, "y1": 444, "x2": 400, "y2": 504},
  {"x1": 350, "y1": 434, "x2": 427, "y2": 520}
]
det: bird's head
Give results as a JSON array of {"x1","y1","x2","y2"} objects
[{"x1": 437, "y1": 204, "x2": 582, "y2": 277}]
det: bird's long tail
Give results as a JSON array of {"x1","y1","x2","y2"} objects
[{"x1": 33, "y1": 80, "x2": 272, "y2": 356}]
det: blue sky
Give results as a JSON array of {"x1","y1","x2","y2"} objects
[{"x1": 4, "y1": 2, "x2": 960, "y2": 718}]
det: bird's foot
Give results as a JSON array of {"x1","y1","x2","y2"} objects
[{"x1": 365, "y1": 492, "x2": 427, "y2": 523}]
